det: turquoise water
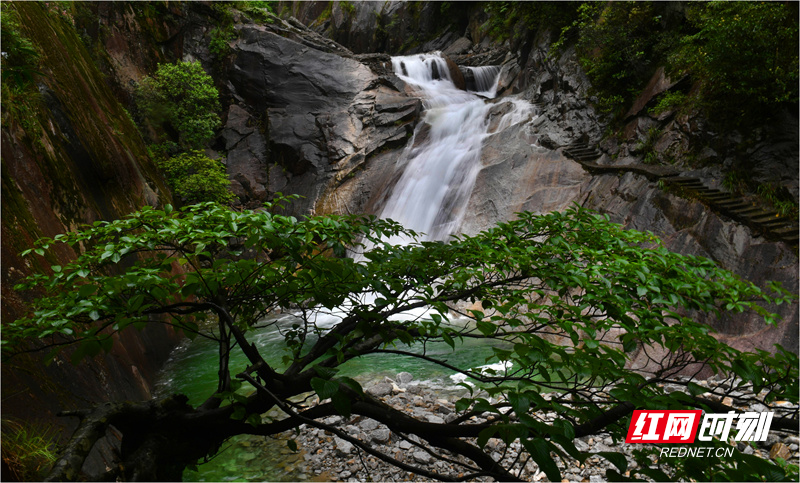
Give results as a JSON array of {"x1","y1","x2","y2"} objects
[{"x1": 154, "y1": 314, "x2": 506, "y2": 481}]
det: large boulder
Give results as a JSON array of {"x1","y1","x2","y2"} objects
[{"x1": 225, "y1": 23, "x2": 421, "y2": 213}]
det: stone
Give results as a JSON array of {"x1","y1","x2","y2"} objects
[
  {"x1": 227, "y1": 24, "x2": 419, "y2": 214},
  {"x1": 770, "y1": 442, "x2": 792, "y2": 461},
  {"x1": 371, "y1": 428, "x2": 392, "y2": 444},
  {"x1": 624, "y1": 66, "x2": 682, "y2": 119},
  {"x1": 367, "y1": 383, "x2": 393, "y2": 397},
  {"x1": 396, "y1": 372, "x2": 414, "y2": 385},
  {"x1": 333, "y1": 437, "x2": 353, "y2": 455},
  {"x1": 412, "y1": 451, "x2": 433, "y2": 464},
  {"x1": 426, "y1": 415, "x2": 445, "y2": 424},
  {"x1": 443, "y1": 36, "x2": 472, "y2": 56}
]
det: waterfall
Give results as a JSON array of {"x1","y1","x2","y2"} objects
[
  {"x1": 464, "y1": 65, "x2": 502, "y2": 97},
  {"x1": 379, "y1": 53, "x2": 532, "y2": 243}
]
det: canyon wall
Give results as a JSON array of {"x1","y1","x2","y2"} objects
[{"x1": 1, "y1": 3, "x2": 183, "y2": 472}]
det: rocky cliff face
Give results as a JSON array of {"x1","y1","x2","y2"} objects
[
  {"x1": 458, "y1": 26, "x2": 798, "y2": 355},
  {"x1": 1, "y1": 3, "x2": 181, "y2": 467}
]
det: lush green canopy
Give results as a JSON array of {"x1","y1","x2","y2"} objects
[{"x1": 7, "y1": 201, "x2": 798, "y2": 481}]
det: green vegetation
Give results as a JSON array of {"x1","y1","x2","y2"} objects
[
  {"x1": 673, "y1": 1, "x2": 798, "y2": 123},
  {"x1": 1, "y1": 419, "x2": 58, "y2": 481},
  {"x1": 572, "y1": 2, "x2": 677, "y2": 116},
  {"x1": 7, "y1": 201, "x2": 797, "y2": 481},
  {"x1": 551, "y1": 1, "x2": 798, "y2": 124},
  {"x1": 484, "y1": 1, "x2": 579, "y2": 42},
  {"x1": 136, "y1": 61, "x2": 221, "y2": 149},
  {"x1": 151, "y1": 149, "x2": 235, "y2": 205},
  {"x1": 208, "y1": 25, "x2": 237, "y2": 59},
  {"x1": 651, "y1": 90, "x2": 688, "y2": 116},
  {"x1": 0, "y1": 3, "x2": 43, "y2": 131},
  {"x1": 236, "y1": 1, "x2": 277, "y2": 24},
  {"x1": 756, "y1": 183, "x2": 799, "y2": 220}
]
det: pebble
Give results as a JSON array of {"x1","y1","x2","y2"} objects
[{"x1": 371, "y1": 428, "x2": 392, "y2": 444}]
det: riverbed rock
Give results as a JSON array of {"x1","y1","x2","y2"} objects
[
  {"x1": 371, "y1": 428, "x2": 392, "y2": 444},
  {"x1": 366, "y1": 382, "x2": 393, "y2": 397},
  {"x1": 333, "y1": 437, "x2": 353, "y2": 455},
  {"x1": 396, "y1": 371, "x2": 414, "y2": 385}
]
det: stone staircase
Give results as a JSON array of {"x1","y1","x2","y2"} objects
[
  {"x1": 559, "y1": 140, "x2": 798, "y2": 248},
  {"x1": 563, "y1": 140, "x2": 602, "y2": 162},
  {"x1": 661, "y1": 177, "x2": 799, "y2": 246}
]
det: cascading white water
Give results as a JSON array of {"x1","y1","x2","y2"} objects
[
  {"x1": 313, "y1": 53, "x2": 534, "y2": 327},
  {"x1": 380, "y1": 53, "x2": 532, "y2": 244},
  {"x1": 464, "y1": 65, "x2": 501, "y2": 97}
]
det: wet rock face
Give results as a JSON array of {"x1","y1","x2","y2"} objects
[
  {"x1": 224, "y1": 23, "x2": 420, "y2": 213},
  {"x1": 451, "y1": 30, "x2": 798, "y2": 357},
  {"x1": 2, "y1": 3, "x2": 180, "y2": 470}
]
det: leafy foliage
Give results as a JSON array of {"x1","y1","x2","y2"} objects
[
  {"x1": 7, "y1": 202, "x2": 798, "y2": 481},
  {"x1": 572, "y1": 2, "x2": 676, "y2": 116},
  {"x1": 552, "y1": 1, "x2": 798, "y2": 125},
  {"x1": 0, "y1": 3, "x2": 43, "y2": 131},
  {"x1": 208, "y1": 25, "x2": 237, "y2": 59},
  {"x1": 152, "y1": 149, "x2": 235, "y2": 205},
  {"x1": 136, "y1": 61, "x2": 221, "y2": 149},
  {"x1": 673, "y1": 1, "x2": 799, "y2": 123},
  {"x1": 483, "y1": 1, "x2": 579, "y2": 42}
]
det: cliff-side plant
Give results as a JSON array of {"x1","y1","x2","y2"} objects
[
  {"x1": 1, "y1": 419, "x2": 58, "y2": 481},
  {"x1": 0, "y1": 3, "x2": 43, "y2": 131},
  {"x1": 7, "y1": 201, "x2": 798, "y2": 482},
  {"x1": 574, "y1": 2, "x2": 674, "y2": 117},
  {"x1": 651, "y1": 90, "x2": 687, "y2": 117},
  {"x1": 152, "y1": 149, "x2": 235, "y2": 205},
  {"x1": 672, "y1": 1, "x2": 798, "y2": 125},
  {"x1": 208, "y1": 25, "x2": 237, "y2": 59},
  {"x1": 136, "y1": 61, "x2": 221, "y2": 149}
]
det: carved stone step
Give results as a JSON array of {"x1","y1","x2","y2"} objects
[
  {"x1": 716, "y1": 198, "x2": 749, "y2": 206},
  {"x1": 773, "y1": 226, "x2": 800, "y2": 235},
  {"x1": 749, "y1": 213, "x2": 784, "y2": 224},
  {"x1": 702, "y1": 194, "x2": 731, "y2": 201},
  {"x1": 760, "y1": 219, "x2": 792, "y2": 229}
]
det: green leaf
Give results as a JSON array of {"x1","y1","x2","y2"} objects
[
  {"x1": 331, "y1": 392, "x2": 351, "y2": 417},
  {"x1": 686, "y1": 381, "x2": 706, "y2": 396},
  {"x1": 78, "y1": 284, "x2": 97, "y2": 298},
  {"x1": 597, "y1": 451, "x2": 628, "y2": 474},
  {"x1": 310, "y1": 377, "x2": 339, "y2": 400},
  {"x1": 522, "y1": 438, "x2": 561, "y2": 482}
]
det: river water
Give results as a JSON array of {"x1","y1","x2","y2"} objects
[{"x1": 155, "y1": 52, "x2": 533, "y2": 481}]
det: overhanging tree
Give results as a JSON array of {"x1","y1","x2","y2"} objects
[{"x1": 5, "y1": 200, "x2": 798, "y2": 482}]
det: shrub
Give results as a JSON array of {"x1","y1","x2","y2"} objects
[
  {"x1": 9, "y1": 202, "x2": 798, "y2": 481},
  {"x1": 1, "y1": 3, "x2": 43, "y2": 131},
  {"x1": 651, "y1": 90, "x2": 687, "y2": 116},
  {"x1": 673, "y1": 1, "x2": 799, "y2": 124},
  {"x1": 153, "y1": 149, "x2": 235, "y2": 205},
  {"x1": 136, "y1": 61, "x2": 221, "y2": 149},
  {"x1": 574, "y1": 2, "x2": 673, "y2": 116}
]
